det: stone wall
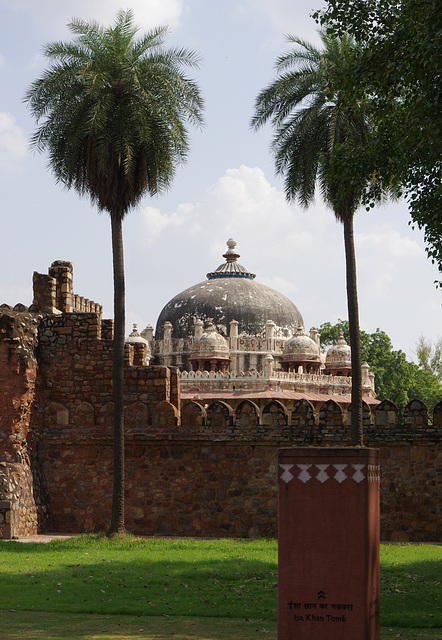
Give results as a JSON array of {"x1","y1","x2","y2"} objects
[
  {"x1": 0, "y1": 308, "x2": 40, "y2": 537},
  {"x1": 35, "y1": 400, "x2": 441, "y2": 542},
  {"x1": 0, "y1": 308, "x2": 39, "y2": 462},
  {"x1": 0, "y1": 457, "x2": 39, "y2": 538},
  {"x1": 32, "y1": 312, "x2": 180, "y2": 438},
  {"x1": 0, "y1": 304, "x2": 440, "y2": 542}
]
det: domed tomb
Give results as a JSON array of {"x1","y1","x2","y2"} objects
[{"x1": 155, "y1": 239, "x2": 304, "y2": 341}]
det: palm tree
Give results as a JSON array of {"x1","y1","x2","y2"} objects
[
  {"x1": 25, "y1": 10, "x2": 204, "y2": 534},
  {"x1": 251, "y1": 32, "x2": 386, "y2": 446}
]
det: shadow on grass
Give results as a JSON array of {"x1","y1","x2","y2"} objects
[
  {"x1": 0, "y1": 538, "x2": 277, "y2": 620},
  {"x1": 380, "y1": 556, "x2": 441, "y2": 628},
  {"x1": 1, "y1": 538, "x2": 440, "y2": 632}
]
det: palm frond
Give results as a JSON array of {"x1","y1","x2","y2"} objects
[{"x1": 251, "y1": 30, "x2": 386, "y2": 217}]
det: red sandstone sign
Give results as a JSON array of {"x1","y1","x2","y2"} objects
[{"x1": 278, "y1": 447, "x2": 380, "y2": 640}]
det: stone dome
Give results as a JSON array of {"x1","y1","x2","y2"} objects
[
  {"x1": 155, "y1": 239, "x2": 304, "y2": 340},
  {"x1": 126, "y1": 323, "x2": 150, "y2": 350},
  {"x1": 282, "y1": 325, "x2": 321, "y2": 362},
  {"x1": 189, "y1": 321, "x2": 230, "y2": 361},
  {"x1": 325, "y1": 331, "x2": 352, "y2": 371}
]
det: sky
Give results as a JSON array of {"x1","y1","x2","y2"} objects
[{"x1": 0, "y1": 0, "x2": 440, "y2": 363}]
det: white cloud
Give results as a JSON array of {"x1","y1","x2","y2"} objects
[
  {"x1": 358, "y1": 226, "x2": 423, "y2": 259},
  {"x1": 206, "y1": 165, "x2": 291, "y2": 225},
  {"x1": 135, "y1": 164, "x2": 344, "y2": 310},
  {"x1": 143, "y1": 165, "x2": 340, "y2": 262},
  {"x1": 138, "y1": 165, "x2": 334, "y2": 251},
  {"x1": 4, "y1": 0, "x2": 185, "y2": 32},
  {"x1": 0, "y1": 54, "x2": 5, "y2": 66},
  {"x1": 140, "y1": 202, "x2": 197, "y2": 245},
  {"x1": 237, "y1": 0, "x2": 325, "y2": 44},
  {"x1": 0, "y1": 112, "x2": 27, "y2": 170},
  {"x1": 356, "y1": 225, "x2": 425, "y2": 297}
]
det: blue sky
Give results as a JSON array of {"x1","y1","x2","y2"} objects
[{"x1": 0, "y1": 0, "x2": 440, "y2": 361}]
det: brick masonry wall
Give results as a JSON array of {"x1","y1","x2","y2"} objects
[
  {"x1": 0, "y1": 310, "x2": 39, "y2": 462},
  {"x1": 37, "y1": 435, "x2": 279, "y2": 537},
  {"x1": 36, "y1": 421, "x2": 440, "y2": 542},
  {"x1": 0, "y1": 307, "x2": 440, "y2": 541},
  {"x1": 378, "y1": 444, "x2": 440, "y2": 541},
  {"x1": 32, "y1": 312, "x2": 176, "y2": 432}
]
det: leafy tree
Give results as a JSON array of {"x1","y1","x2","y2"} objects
[
  {"x1": 415, "y1": 335, "x2": 442, "y2": 382},
  {"x1": 319, "y1": 321, "x2": 442, "y2": 413},
  {"x1": 25, "y1": 10, "x2": 204, "y2": 534},
  {"x1": 315, "y1": 0, "x2": 442, "y2": 280},
  {"x1": 251, "y1": 32, "x2": 392, "y2": 445}
]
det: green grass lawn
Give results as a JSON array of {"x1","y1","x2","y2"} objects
[{"x1": 0, "y1": 535, "x2": 440, "y2": 639}]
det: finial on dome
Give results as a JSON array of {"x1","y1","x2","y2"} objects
[
  {"x1": 296, "y1": 322, "x2": 304, "y2": 334},
  {"x1": 206, "y1": 238, "x2": 256, "y2": 279},
  {"x1": 223, "y1": 238, "x2": 240, "y2": 263}
]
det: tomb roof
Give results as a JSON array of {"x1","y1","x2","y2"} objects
[{"x1": 155, "y1": 239, "x2": 303, "y2": 340}]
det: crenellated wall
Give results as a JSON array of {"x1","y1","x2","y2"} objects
[
  {"x1": 34, "y1": 395, "x2": 440, "y2": 541},
  {"x1": 0, "y1": 262, "x2": 440, "y2": 541}
]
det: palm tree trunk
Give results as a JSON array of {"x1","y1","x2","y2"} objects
[
  {"x1": 343, "y1": 214, "x2": 363, "y2": 446},
  {"x1": 108, "y1": 213, "x2": 126, "y2": 534}
]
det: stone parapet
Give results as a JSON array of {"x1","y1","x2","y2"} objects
[
  {"x1": 31, "y1": 262, "x2": 102, "y2": 316},
  {"x1": 180, "y1": 369, "x2": 375, "y2": 397}
]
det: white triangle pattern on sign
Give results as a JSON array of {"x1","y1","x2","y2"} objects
[
  {"x1": 333, "y1": 464, "x2": 348, "y2": 483},
  {"x1": 315, "y1": 464, "x2": 330, "y2": 483},
  {"x1": 297, "y1": 464, "x2": 312, "y2": 483},
  {"x1": 351, "y1": 464, "x2": 365, "y2": 483},
  {"x1": 278, "y1": 462, "x2": 370, "y2": 485},
  {"x1": 279, "y1": 464, "x2": 295, "y2": 484}
]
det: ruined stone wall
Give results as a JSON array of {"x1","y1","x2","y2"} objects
[
  {"x1": 31, "y1": 261, "x2": 102, "y2": 315},
  {"x1": 0, "y1": 308, "x2": 39, "y2": 461},
  {"x1": 36, "y1": 435, "x2": 279, "y2": 536},
  {"x1": 0, "y1": 306, "x2": 180, "y2": 537},
  {"x1": 32, "y1": 312, "x2": 179, "y2": 438},
  {"x1": 0, "y1": 307, "x2": 41, "y2": 537},
  {"x1": 0, "y1": 457, "x2": 39, "y2": 538}
]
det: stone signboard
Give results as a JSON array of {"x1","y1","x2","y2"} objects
[{"x1": 278, "y1": 447, "x2": 380, "y2": 640}]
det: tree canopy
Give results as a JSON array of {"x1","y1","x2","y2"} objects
[
  {"x1": 315, "y1": 0, "x2": 442, "y2": 280},
  {"x1": 415, "y1": 335, "x2": 442, "y2": 383},
  {"x1": 319, "y1": 320, "x2": 442, "y2": 413}
]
